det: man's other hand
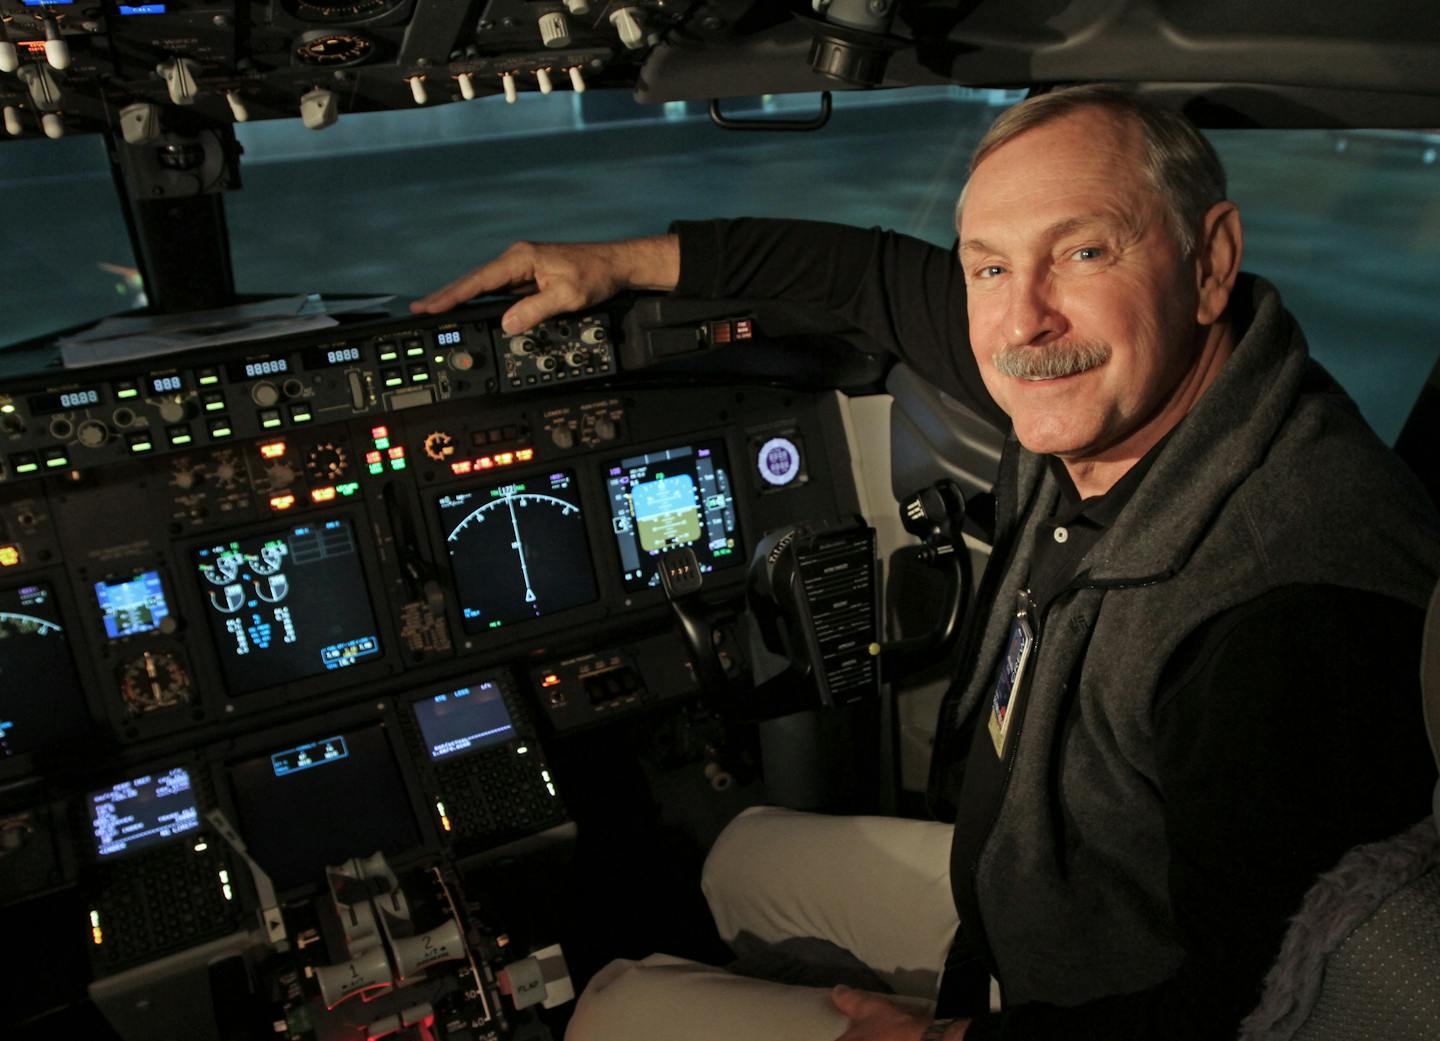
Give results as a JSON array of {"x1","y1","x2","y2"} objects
[
  {"x1": 829, "y1": 985, "x2": 969, "y2": 1041},
  {"x1": 409, "y1": 235, "x2": 681, "y2": 334}
]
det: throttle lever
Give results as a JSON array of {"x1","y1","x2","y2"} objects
[{"x1": 659, "y1": 547, "x2": 730, "y2": 701}]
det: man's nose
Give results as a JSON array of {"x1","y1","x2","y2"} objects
[{"x1": 1004, "y1": 272, "x2": 1066, "y2": 347}]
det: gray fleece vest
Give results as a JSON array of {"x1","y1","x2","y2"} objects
[{"x1": 945, "y1": 275, "x2": 1440, "y2": 1006}]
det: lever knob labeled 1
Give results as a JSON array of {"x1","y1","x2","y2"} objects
[{"x1": 314, "y1": 945, "x2": 394, "y2": 1009}]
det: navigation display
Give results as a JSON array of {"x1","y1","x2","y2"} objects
[
  {"x1": 95, "y1": 570, "x2": 170, "y2": 638},
  {"x1": 89, "y1": 766, "x2": 201, "y2": 859},
  {"x1": 604, "y1": 441, "x2": 741, "y2": 592},
  {"x1": 436, "y1": 470, "x2": 598, "y2": 633},
  {"x1": 194, "y1": 518, "x2": 381, "y2": 695},
  {"x1": 411, "y1": 678, "x2": 516, "y2": 762},
  {"x1": 0, "y1": 582, "x2": 92, "y2": 759},
  {"x1": 228, "y1": 725, "x2": 420, "y2": 892}
]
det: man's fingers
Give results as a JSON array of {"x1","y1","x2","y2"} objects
[
  {"x1": 830, "y1": 984, "x2": 872, "y2": 1018},
  {"x1": 501, "y1": 289, "x2": 570, "y2": 334},
  {"x1": 410, "y1": 248, "x2": 536, "y2": 314}
]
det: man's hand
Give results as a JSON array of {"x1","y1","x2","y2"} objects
[
  {"x1": 829, "y1": 985, "x2": 969, "y2": 1041},
  {"x1": 409, "y1": 235, "x2": 681, "y2": 334}
]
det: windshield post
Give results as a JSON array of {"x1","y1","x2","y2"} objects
[{"x1": 106, "y1": 122, "x2": 241, "y2": 315}]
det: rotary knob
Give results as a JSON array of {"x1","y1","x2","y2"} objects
[
  {"x1": 157, "y1": 399, "x2": 187, "y2": 424},
  {"x1": 77, "y1": 420, "x2": 109, "y2": 448},
  {"x1": 593, "y1": 416, "x2": 618, "y2": 441},
  {"x1": 538, "y1": 11, "x2": 571, "y2": 48},
  {"x1": 252, "y1": 382, "x2": 280, "y2": 407},
  {"x1": 550, "y1": 425, "x2": 575, "y2": 450}
]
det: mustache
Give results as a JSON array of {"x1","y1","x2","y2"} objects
[{"x1": 992, "y1": 340, "x2": 1112, "y2": 381}]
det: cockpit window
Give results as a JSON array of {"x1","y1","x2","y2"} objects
[{"x1": 2, "y1": 135, "x2": 143, "y2": 349}]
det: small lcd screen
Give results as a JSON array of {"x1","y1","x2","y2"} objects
[
  {"x1": 26, "y1": 387, "x2": 102, "y2": 415},
  {"x1": 436, "y1": 470, "x2": 598, "y2": 633},
  {"x1": 194, "y1": 518, "x2": 381, "y2": 695},
  {"x1": 411, "y1": 679, "x2": 516, "y2": 762},
  {"x1": 225, "y1": 356, "x2": 290, "y2": 381},
  {"x1": 228, "y1": 725, "x2": 420, "y2": 892},
  {"x1": 89, "y1": 766, "x2": 201, "y2": 859},
  {"x1": 302, "y1": 343, "x2": 363, "y2": 370},
  {"x1": 95, "y1": 570, "x2": 169, "y2": 639},
  {"x1": 148, "y1": 373, "x2": 185, "y2": 395},
  {"x1": 0, "y1": 582, "x2": 92, "y2": 759},
  {"x1": 605, "y1": 441, "x2": 742, "y2": 592}
]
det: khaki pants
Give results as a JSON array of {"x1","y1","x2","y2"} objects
[{"x1": 566, "y1": 806, "x2": 958, "y2": 1041}]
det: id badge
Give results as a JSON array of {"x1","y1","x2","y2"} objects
[{"x1": 988, "y1": 590, "x2": 1035, "y2": 758}]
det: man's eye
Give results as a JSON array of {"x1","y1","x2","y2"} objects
[
  {"x1": 976, "y1": 265, "x2": 1006, "y2": 279},
  {"x1": 1072, "y1": 246, "x2": 1105, "y2": 261}
]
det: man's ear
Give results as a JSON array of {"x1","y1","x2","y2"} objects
[{"x1": 1194, "y1": 201, "x2": 1243, "y2": 325}]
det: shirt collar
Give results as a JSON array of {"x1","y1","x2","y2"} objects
[{"x1": 1043, "y1": 430, "x2": 1175, "y2": 531}]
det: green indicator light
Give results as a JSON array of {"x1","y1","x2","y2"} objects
[
  {"x1": 380, "y1": 351, "x2": 398, "y2": 362},
  {"x1": 262, "y1": 418, "x2": 282, "y2": 429},
  {"x1": 0, "y1": 404, "x2": 14, "y2": 413},
  {"x1": 488, "y1": 620, "x2": 503, "y2": 629},
  {"x1": 213, "y1": 427, "x2": 231, "y2": 439},
  {"x1": 45, "y1": 457, "x2": 68, "y2": 468},
  {"x1": 411, "y1": 373, "x2": 429, "y2": 382},
  {"x1": 15, "y1": 463, "x2": 39, "y2": 474},
  {"x1": 131, "y1": 441, "x2": 153, "y2": 453},
  {"x1": 374, "y1": 437, "x2": 390, "y2": 450},
  {"x1": 199, "y1": 375, "x2": 219, "y2": 385},
  {"x1": 294, "y1": 412, "x2": 312, "y2": 422},
  {"x1": 172, "y1": 434, "x2": 193, "y2": 445},
  {"x1": 433, "y1": 354, "x2": 444, "y2": 364},
  {"x1": 368, "y1": 463, "x2": 384, "y2": 475},
  {"x1": 389, "y1": 458, "x2": 407, "y2": 471},
  {"x1": 384, "y1": 378, "x2": 403, "y2": 388},
  {"x1": 406, "y1": 347, "x2": 423, "y2": 357},
  {"x1": 116, "y1": 388, "x2": 139, "y2": 399},
  {"x1": 337, "y1": 482, "x2": 360, "y2": 496},
  {"x1": 205, "y1": 401, "x2": 224, "y2": 412}
]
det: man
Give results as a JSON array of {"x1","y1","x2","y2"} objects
[{"x1": 414, "y1": 87, "x2": 1440, "y2": 1039}]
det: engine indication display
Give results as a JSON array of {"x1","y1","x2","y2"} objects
[
  {"x1": 605, "y1": 441, "x2": 741, "y2": 592},
  {"x1": 0, "y1": 582, "x2": 93, "y2": 758},
  {"x1": 436, "y1": 470, "x2": 597, "y2": 633},
  {"x1": 194, "y1": 517, "x2": 382, "y2": 695}
]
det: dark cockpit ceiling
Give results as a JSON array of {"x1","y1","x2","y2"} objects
[{"x1": 1, "y1": 0, "x2": 1438, "y2": 147}]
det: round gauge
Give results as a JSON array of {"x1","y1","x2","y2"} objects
[
  {"x1": 294, "y1": 30, "x2": 376, "y2": 66},
  {"x1": 199, "y1": 548, "x2": 243, "y2": 586},
  {"x1": 289, "y1": 0, "x2": 403, "y2": 23},
  {"x1": 423, "y1": 431, "x2": 456, "y2": 461},
  {"x1": 119, "y1": 650, "x2": 193, "y2": 716},
  {"x1": 756, "y1": 436, "x2": 803, "y2": 487},
  {"x1": 306, "y1": 442, "x2": 350, "y2": 483},
  {"x1": 246, "y1": 539, "x2": 288, "y2": 577},
  {"x1": 439, "y1": 473, "x2": 597, "y2": 631}
]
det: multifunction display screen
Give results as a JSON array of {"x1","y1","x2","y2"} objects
[
  {"x1": 436, "y1": 470, "x2": 598, "y2": 633},
  {"x1": 228, "y1": 726, "x2": 420, "y2": 892},
  {"x1": 0, "y1": 582, "x2": 92, "y2": 758},
  {"x1": 95, "y1": 570, "x2": 169, "y2": 639},
  {"x1": 605, "y1": 441, "x2": 741, "y2": 591},
  {"x1": 411, "y1": 679, "x2": 516, "y2": 762},
  {"x1": 89, "y1": 766, "x2": 201, "y2": 859},
  {"x1": 194, "y1": 518, "x2": 381, "y2": 695}
]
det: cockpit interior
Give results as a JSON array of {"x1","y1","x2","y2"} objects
[{"x1": 1, "y1": 2, "x2": 1437, "y2": 1039}]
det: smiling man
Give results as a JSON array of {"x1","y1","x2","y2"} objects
[{"x1": 414, "y1": 86, "x2": 1440, "y2": 1040}]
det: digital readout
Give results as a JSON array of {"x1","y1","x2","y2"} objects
[
  {"x1": 26, "y1": 387, "x2": 102, "y2": 414},
  {"x1": 302, "y1": 343, "x2": 363, "y2": 369},
  {"x1": 226, "y1": 357, "x2": 291, "y2": 381},
  {"x1": 435, "y1": 329, "x2": 462, "y2": 348},
  {"x1": 149, "y1": 374, "x2": 184, "y2": 395}
]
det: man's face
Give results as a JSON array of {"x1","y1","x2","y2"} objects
[{"x1": 958, "y1": 108, "x2": 1205, "y2": 467}]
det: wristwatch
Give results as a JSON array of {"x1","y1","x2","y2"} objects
[{"x1": 921, "y1": 1018, "x2": 957, "y2": 1041}]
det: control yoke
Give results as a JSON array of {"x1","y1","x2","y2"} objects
[{"x1": 659, "y1": 480, "x2": 970, "y2": 716}]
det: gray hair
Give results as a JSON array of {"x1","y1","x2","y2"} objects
[{"x1": 956, "y1": 85, "x2": 1227, "y2": 257}]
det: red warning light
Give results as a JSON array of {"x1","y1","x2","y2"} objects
[
  {"x1": 477, "y1": 456, "x2": 495, "y2": 469},
  {"x1": 370, "y1": 425, "x2": 389, "y2": 440},
  {"x1": 387, "y1": 446, "x2": 405, "y2": 460},
  {"x1": 496, "y1": 452, "x2": 515, "y2": 466},
  {"x1": 542, "y1": 674, "x2": 561, "y2": 688},
  {"x1": 450, "y1": 460, "x2": 473, "y2": 475}
]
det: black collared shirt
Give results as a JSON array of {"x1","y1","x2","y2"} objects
[{"x1": 1026, "y1": 442, "x2": 1168, "y2": 619}]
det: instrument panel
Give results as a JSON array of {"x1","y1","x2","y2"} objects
[{"x1": 0, "y1": 299, "x2": 857, "y2": 1034}]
